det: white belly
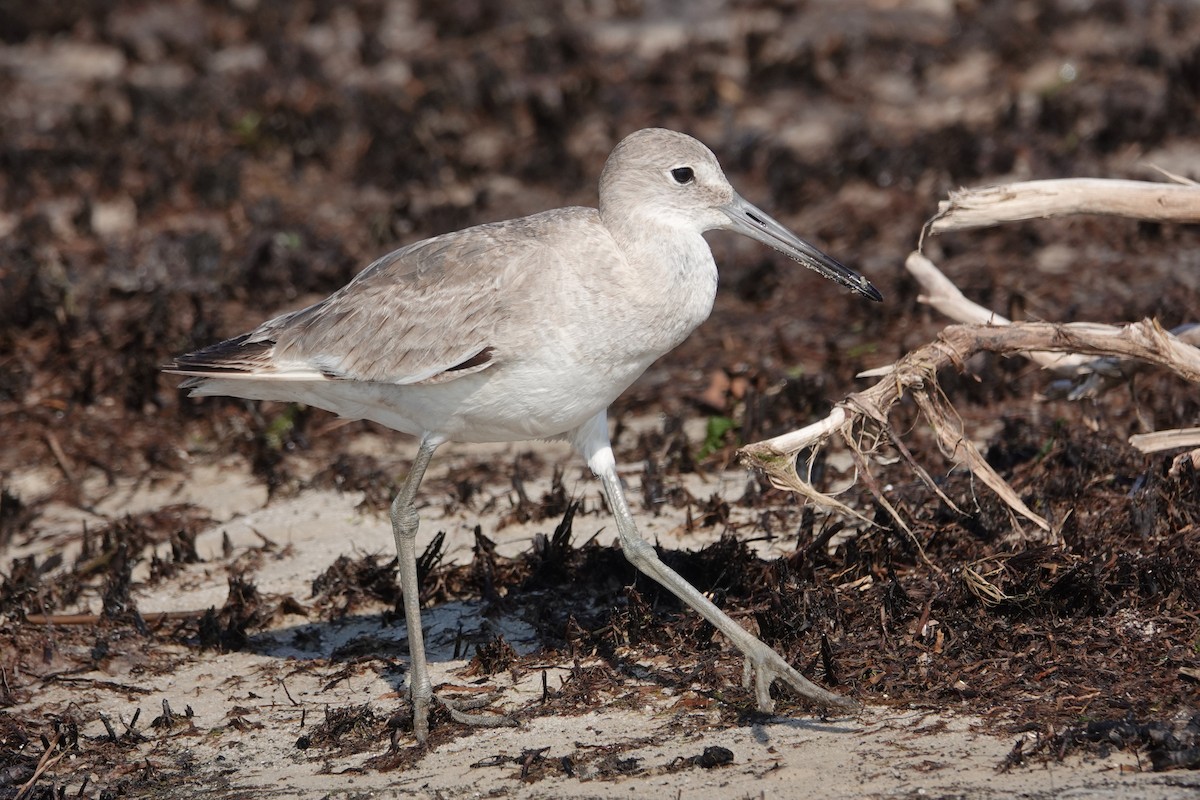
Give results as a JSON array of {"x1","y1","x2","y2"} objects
[{"x1": 193, "y1": 351, "x2": 649, "y2": 444}]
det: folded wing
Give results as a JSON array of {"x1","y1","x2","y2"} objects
[{"x1": 167, "y1": 216, "x2": 550, "y2": 387}]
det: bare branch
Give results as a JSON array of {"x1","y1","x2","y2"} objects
[
  {"x1": 901, "y1": 251, "x2": 1091, "y2": 375},
  {"x1": 1129, "y1": 428, "x2": 1200, "y2": 454},
  {"x1": 926, "y1": 179, "x2": 1200, "y2": 235},
  {"x1": 740, "y1": 320, "x2": 1200, "y2": 538},
  {"x1": 901, "y1": 252, "x2": 1200, "y2": 399}
]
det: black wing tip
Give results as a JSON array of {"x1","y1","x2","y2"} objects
[
  {"x1": 444, "y1": 345, "x2": 496, "y2": 373},
  {"x1": 163, "y1": 333, "x2": 272, "y2": 376}
]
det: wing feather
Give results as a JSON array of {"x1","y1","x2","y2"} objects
[{"x1": 167, "y1": 210, "x2": 588, "y2": 385}]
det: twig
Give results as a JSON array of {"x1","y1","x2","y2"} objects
[
  {"x1": 27, "y1": 613, "x2": 104, "y2": 626},
  {"x1": 43, "y1": 432, "x2": 78, "y2": 488},
  {"x1": 99, "y1": 712, "x2": 118, "y2": 742},
  {"x1": 26, "y1": 610, "x2": 206, "y2": 626},
  {"x1": 15, "y1": 731, "x2": 65, "y2": 800}
]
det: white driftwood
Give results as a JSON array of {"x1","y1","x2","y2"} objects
[
  {"x1": 896, "y1": 252, "x2": 1094, "y2": 375},
  {"x1": 1129, "y1": 429, "x2": 1200, "y2": 454},
  {"x1": 898, "y1": 252, "x2": 1200, "y2": 400},
  {"x1": 740, "y1": 320, "x2": 1200, "y2": 540},
  {"x1": 927, "y1": 178, "x2": 1200, "y2": 234},
  {"x1": 745, "y1": 176, "x2": 1200, "y2": 541}
]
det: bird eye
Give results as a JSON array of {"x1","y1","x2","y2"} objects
[{"x1": 670, "y1": 166, "x2": 694, "y2": 184}]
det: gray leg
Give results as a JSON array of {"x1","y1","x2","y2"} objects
[
  {"x1": 391, "y1": 437, "x2": 519, "y2": 743},
  {"x1": 391, "y1": 438, "x2": 439, "y2": 743},
  {"x1": 573, "y1": 412, "x2": 858, "y2": 715}
]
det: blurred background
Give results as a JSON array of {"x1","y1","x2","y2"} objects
[
  {"x1": 2, "y1": 3, "x2": 1200, "y2": 786},
  {"x1": 1, "y1": 0, "x2": 1198, "y2": 529}
]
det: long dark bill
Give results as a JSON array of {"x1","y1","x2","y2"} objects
[{"x1": 722, "y1": 193, "x2": 883, "y2": 302}]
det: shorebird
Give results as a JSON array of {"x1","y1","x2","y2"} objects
[{"x1": 167, "y1": 128, "x2": 880, "y2": 742}]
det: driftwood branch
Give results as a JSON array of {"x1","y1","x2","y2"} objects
[
  {"x1": 896, "y1": 252, "x2": 1200, "y2": 400},
  {"x1": 885, "y1": 252, "x2": 1096, "y2": 376},
  {"x1": 741, "y1": 320, "x2": 1200, "y2": 540},
  {"x1": 741, "y1": 176, "x2": 1200, "y2": 540},
  {"x1": 1128, "y1": 429, "x2": 1200, "y2": 454},
  {"x1": 916, "y1": 176, "x2": 1200, "y2": 410},
  {"x1": 926, "y1": 178, "x2": 1200, "y2": 235}
]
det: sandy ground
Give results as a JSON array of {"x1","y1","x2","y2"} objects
[{"x1": 7, "y1": 432, "x2": 1200, "y2": 799}]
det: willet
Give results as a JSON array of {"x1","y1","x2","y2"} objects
[{"x1": 167, "y1": 128, "x2": 881, "y2": 743}]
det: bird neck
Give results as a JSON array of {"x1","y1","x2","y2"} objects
[{"x1": 602, "y1": 210, "x2": 719, "y2": 344}]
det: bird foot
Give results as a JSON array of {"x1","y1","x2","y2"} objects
[
  {"x1": 435, "y1": 692, "x2": 518, "y2": 728},
  {"x1": 741, "y1": 645, "x2": 860, "y2": 715},
  {"x1": 409, "y1": 691, "x2": 517, "y2": 743}
]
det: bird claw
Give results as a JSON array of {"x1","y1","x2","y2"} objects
[
  {"x1": 408, "y1": 691, "x2": 517, "y2": 742},
  {"x1": 435, "y1": 693, "x2": 519, "y2": 728},
  {"x1": 740, "y1": 648, "x2": 860, "y2": 716},
  {"x1": 741, "y1": 656, "x2": 776, "y2": 713}
]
